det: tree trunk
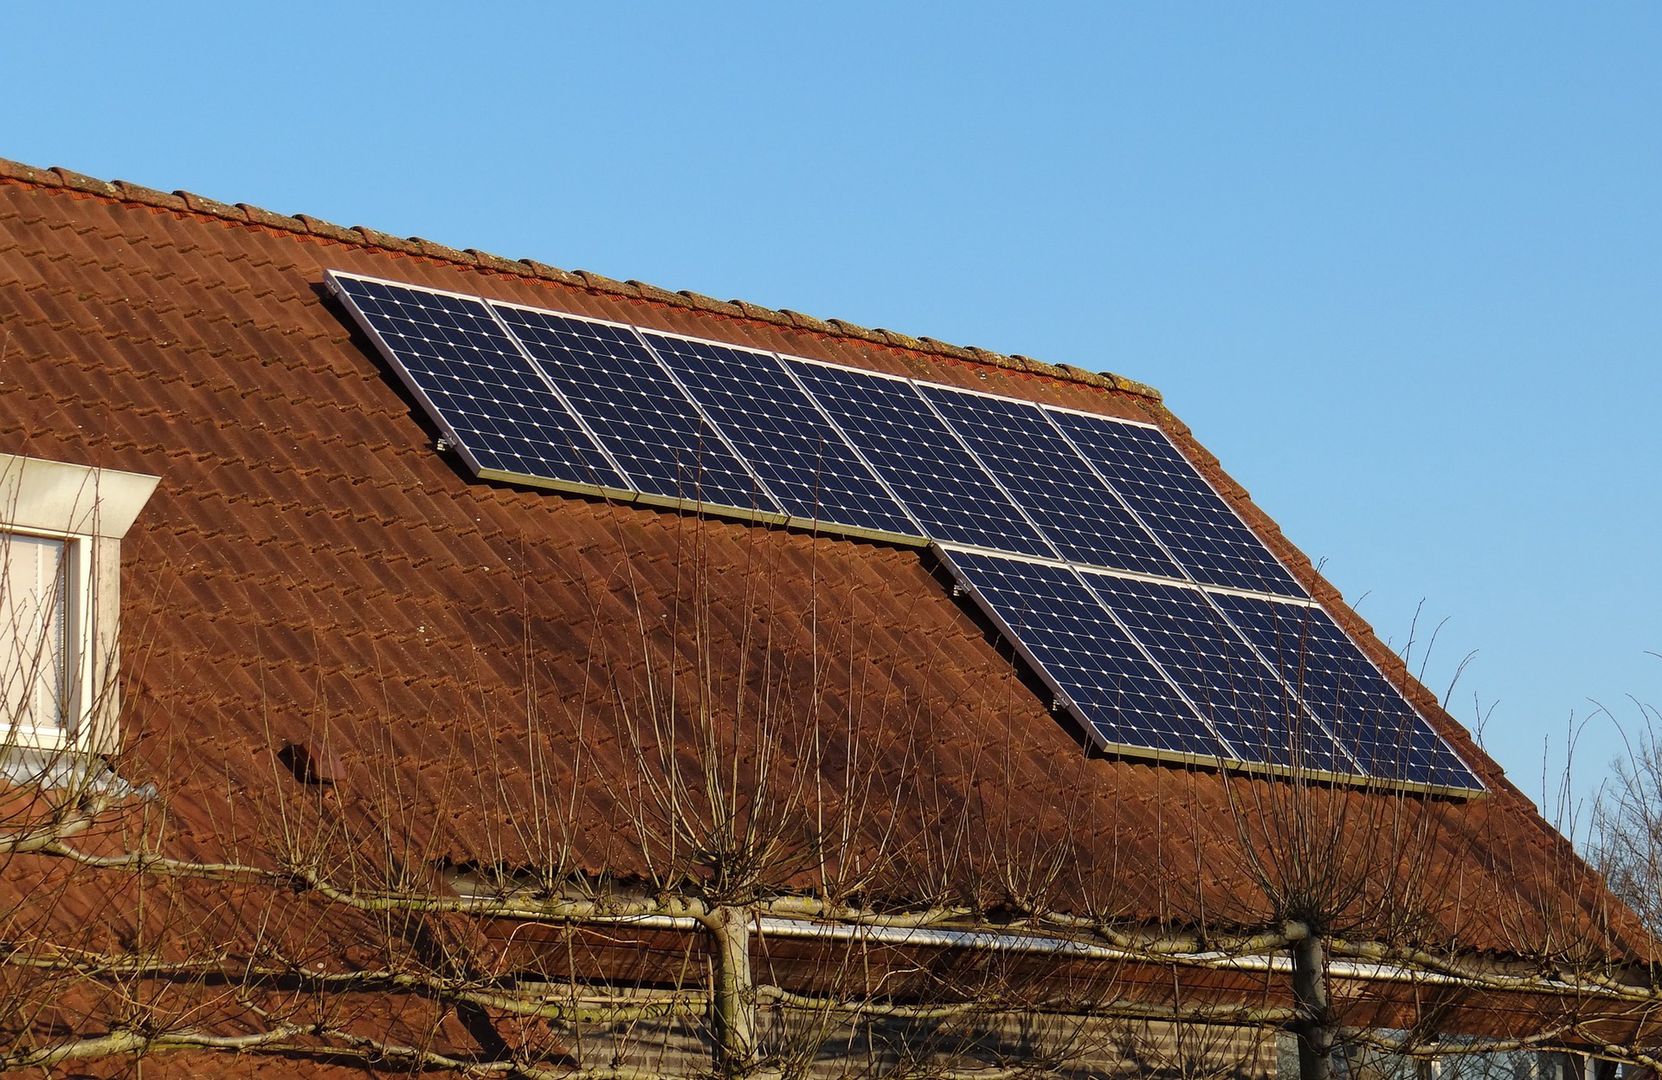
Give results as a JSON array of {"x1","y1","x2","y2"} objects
[
  {"x1": 707, "y1": 905, "x2": 756, "y2": 1076},
  {"x1": 1291, "y1": 932, "x2": 1333, "y2": 1080}
]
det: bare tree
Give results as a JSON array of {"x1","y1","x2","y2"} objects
[
  {"x1": 1593, "y1": 702, "x2": 1662, "y2": 936},
  {"x1": 0, "y1": 493, "x2": 1656, "y2": 1078}
]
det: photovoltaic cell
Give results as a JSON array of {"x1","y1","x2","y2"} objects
[
  {"x1": 788, "y1": 362, "x2": 1055, "y2": 557},
  {"x1": 334, "y1": 271, "x2": 1481, "y2": 796},
  {"x1": 329, "y1": 275, "x2": 625, "y2": 489},
  {"x1": 942, "y1": 549, "x2": 1227, "y2": 760},
  {"x1": 1081, "y1": 573, "x2": 1347, "y2": 773},
  {"x1": 1050, "y1": 411, "x2": 1305, "y2": 597},
  {"x1": 1211, "y1": 594, "x2": 1481, "y2": 790},
  {"x1": 492, "y1": 305, "x2": 779, "y2": 513},
  {"x1": 643, "y1": 333, "x2": 918, "y2": 537},
  {"x1": 921, "y1": 386, "x2": 1181, "y2": 576}
]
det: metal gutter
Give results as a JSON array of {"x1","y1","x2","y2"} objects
[{"x1": 602, "y1": 913, "x2": 1618, "y2": 998}]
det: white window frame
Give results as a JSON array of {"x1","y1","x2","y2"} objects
[
  {"x1": 3, "y1": 525, "x2": 87, "y2": 747},
  {"x1": 0, "y1": 453, "x2": 158, "y2": 753}
]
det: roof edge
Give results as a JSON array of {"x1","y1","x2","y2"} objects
[{"x1": 0, "y1": 157, "x2": 1161, "y2": 403}]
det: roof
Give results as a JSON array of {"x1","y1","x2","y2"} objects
[
  {"x1": 0, "y1": 157, "x2": 1650, "y2": 1055},
  {"x1": 0, "y1": 159, "x2": 1164, "y2": 403}
]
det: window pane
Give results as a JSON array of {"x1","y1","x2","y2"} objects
[{"x1": 1, "y1": 533, "x2": 68, "y2": 735}]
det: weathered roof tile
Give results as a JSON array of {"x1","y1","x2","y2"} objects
[
  {"x1": 407, "y1": 236, "x2": 476, "y2": 265},
  {"x1": 173, "y1": 188, "x2": 248, "y2": 222},
  {"x1": 286, "y1": 213, "x2": 356, "y2": 246},
  {"x1": 236, "y1": 201, "x2": 302, "y2": 233},
  {"x1": 51, "y1": 166, "x2": 121, "y2": 198},
  {"x1": 111, "y1": 179, "x2": 190, "y2": 213},
  {"x1": 464, "y1": 247, "x2": 524, "y2": 277}
]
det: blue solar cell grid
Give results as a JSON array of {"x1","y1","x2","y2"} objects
[
  {"x1": 942, "y1": 550, "x2": 1227, "y2": 760},
  {"x1": 1081, "y1": 572, "x2": 1348, "y2": 774},
  {"x1": 329, "y1": 275, "x2": 626, "y2": 490},
  {"x1": 334, "y1": 271, "x2": 1482, "y2": 795},
  {"x1": 1212, "y1": 594, "x2": 1481, "y2": 790},
  {"x1": 644, "y1": 332, "x2": 918, "y2": 538},
  {"x1": 1049, "y1": 411, "x2": 1306, "y2": 597},
  {"x1": 491, "y1": 304, "x2": 779, "y2": 514},
  {"x1": 921, "y1": 385, "x2": 1182, "y2": 577},
  {"x1": 787, "y1": 361, "x2": 1055, "y2": 557}
]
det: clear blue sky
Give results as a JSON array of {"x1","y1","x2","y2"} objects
[{"x1": 4, "y1": 3, "x2": 1657, "y2": 819}]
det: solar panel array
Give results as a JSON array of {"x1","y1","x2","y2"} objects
[{"x1": 328, "y1": 270, "x2": 1483, "y2": 794}]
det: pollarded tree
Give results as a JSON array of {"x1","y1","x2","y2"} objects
[
  {"x1": 0, "y1": 472, "x2": 1657, "y2": 1078},
  {"x1": 1592, "y1": 705, "x2": 1662, "y2": 935}
]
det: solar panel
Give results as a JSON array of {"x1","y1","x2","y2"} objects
[
  {"x1": 331, "y1": 271, "x2": 1483, "y2": 797},
  {"x1": 1049, "y1": 411, "x2": 1305, "y2": 597},
  {"x1": 787, "y1": 361, "x2": 1056, "y2": 557},
  {"x1": 491, "y1": 304, "x2": 780, "y2": 515},
  {"x1": 920, "y1": 385, "x2": 1182, "y2": 577},
  {"x1": 1080, "y1": 572, "x2": 1348, "y2": 773},
  {"x1": 328, "y1": 273, "x2": 627, "y2": 493},
  {"x1": 941, "y1": 549, "x2": 1229, "y2": 760},
  {"x1": 642, "y1": 332, "x2": 919, "y2": 539},
  {"x1": 1211, "y1": 594, "x2": 1482, "y2": 790}
]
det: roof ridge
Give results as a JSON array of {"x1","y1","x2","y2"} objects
[{"x1": 0, "y1": 156, "x2": 1160, "y2": 402}]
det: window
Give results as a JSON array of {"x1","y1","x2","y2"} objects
[
  {"x1": 0, "y1": 454, "x2": 158, "y2": 752},
  {"x1": 2, "y1": 531, "x2": 71, "y2": 740}
]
